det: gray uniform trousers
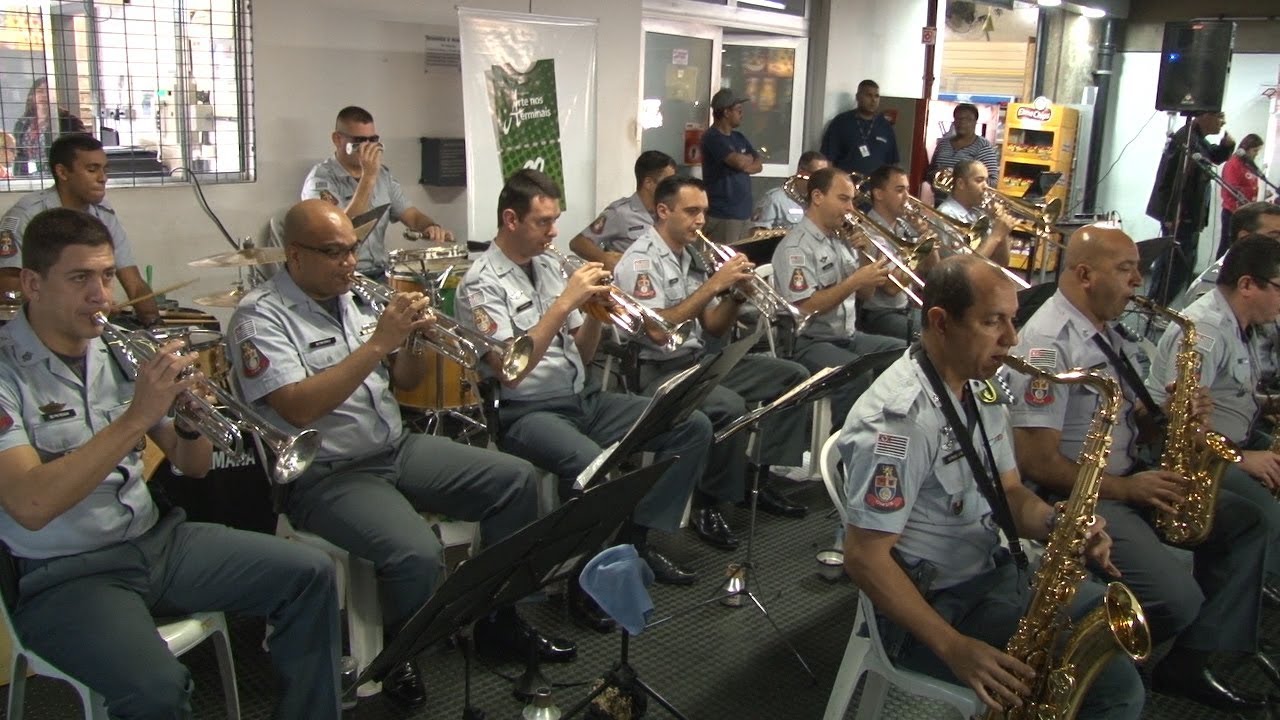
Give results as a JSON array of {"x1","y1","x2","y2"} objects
[
  {"x1": 858, "y1": 306, "x2": 921, "y2": 342},
  {"x1": 1096, "y1": 489, "x2": 1267, "y2": 653},
  {"x1": 13, "y1": 509, "x2": 342, "y2": 720},
  {"x1": 496, "y1": 386, "x2": 710, "y2": 532},
  {"x1": 887, "y1": 555, "x2": 1146, "y2": 720},
  {"x1": 638, "y1": 353, "x2": 810, "y2": 504},
  {"x1": 792, "y1": 333, "x2": 906, "y2": 426},
  {"x1": 1222, "y1": 466, "x2": 1280, "y2": 577},
  {"x1": 285, "y1": 433, "x2": 539, "y2": 634}
]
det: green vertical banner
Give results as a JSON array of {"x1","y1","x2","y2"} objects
[{"x1": 487, "y1": 59, "x2": 567, "y2": 209}]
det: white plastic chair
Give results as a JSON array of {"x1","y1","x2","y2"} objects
[
  {"x1": 4, "y1": 603, "x2": 240, "y2": 720},
  {"x1": 818, "y1": 434, "x2": 980, "y2": 719}
]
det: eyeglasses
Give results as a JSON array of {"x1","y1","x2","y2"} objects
[
  {"x1": 294, "y1": 242, "x2": 361, "y2": 260},
  {"x1": 340, "y1": 133, "x2": 380, "y2": 145}
]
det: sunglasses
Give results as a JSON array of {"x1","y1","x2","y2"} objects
[{"x1": 295, "y1": 241, "x2": 361, "y2": 260}]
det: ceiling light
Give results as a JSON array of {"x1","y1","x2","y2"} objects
[
  {"x1": 737, "y1": 0, "x2": 788, "y2": 9},
  {"x1": 1080, "y1": 6, "x2": 1106, "y2": 17},
  {"x1": 1037, "y1": 0, "x2": 1063, "y2": 7}
]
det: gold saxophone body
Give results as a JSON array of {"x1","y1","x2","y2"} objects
[
  {"x1": 990, "y1": 356, "x2": 1151, "y2": 720},
  {"x1": 1131, "y1": 296, "x2": 1242, "y2": 545}
]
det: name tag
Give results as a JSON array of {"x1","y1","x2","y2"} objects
[
  {"x1": 821, "y1": 262, "x2": 834, "y2": 271},
  {"x1": 516, "y1": 301, "x2": 533, "y2": 313},
  {"x1": 41, "y1": 409, "x2": 77, "y2": 422},
  {"x1": 943, "y1": 449, "x2": 964, "y2": 465},
  {"x1": 309, "y1": 337, "x2": 337, "y2": 349}
]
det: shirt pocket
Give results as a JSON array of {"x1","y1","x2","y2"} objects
[
  {"x1": 815, "y1": 255, "x2": 842, "y2": 288},
  {"x1": 921, "y1": 459, "x2": 980, "y2": 526},
  {"x1": 30, "y1": 414, "x2": 92, "y2": 462},
  {"x1": 506, "y1": 295, "x2": 539, "y2": 335},
  {"x1": 1229, "y1": 359, "x2": 1254, "y2": 399},
  {"x1": 301, "y1": 342, "x2": 347, "y2": 374}
]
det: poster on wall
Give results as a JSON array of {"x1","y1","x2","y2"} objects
[{"x1": 459, "y1": 8, "x2": 597, "y2": 244}]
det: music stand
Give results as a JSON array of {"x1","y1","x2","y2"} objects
[{"x1": 346, "y1": 459, "x2": 672, "y2": 718}]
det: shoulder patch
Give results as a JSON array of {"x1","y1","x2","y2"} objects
[
  {"x1": 632, "y1": 273, "x2": 656, "y2": 299},
  {"x1": 319, "y1": 189, "x2": 339, "y2": 206},
  {"x1": 631, "y1": 257, "x2": 652, "y2": 273},
  {"x1": 1024, "y1": 376, "x2": 1054, "y2": 407},
  {"x1": 873, "y1": 432, "x2": 909, "y2": 460},
  {"x1": 788, "y1": 267, "x2": 809, "y2": 292},
  {"x1": 1194, "y1": 334, "x2": 1216, "y2": 353},
  {"x1": 1026, "y1": 347, "x2": 1058, "y2": 371},
  {"x1": 0, "y1": 229, "x2": 15, "y2": 258},
  {"x1": 0, "y1": 406, "x2": 12, "y2": 433},
  {"x1": 864, "y1": 463, "x2": 905, "y2": 513},
  {"x1": 233, "y1": 318, "x2": 257, "y2": 343},
  {"x1": 472, "y1": 306, "x2": 498, "y2": 335},
  {"x1": 589, "y1": 214, "x2": 607, "y2": 235},
  {"x1": 240, "y1": 340, "x2": 270, "y2": 378}
]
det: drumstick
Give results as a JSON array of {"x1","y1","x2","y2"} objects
[{"x1": 107, "y1": 279, "x2": 196, "y2": 313}]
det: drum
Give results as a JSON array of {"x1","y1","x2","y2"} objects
[
  {"x1": 385, "y1": 271, "x2": 477, "y2": 409},
  {"x1": 146, "y1": 326, "x2": 230, "y2": 389},
  {"x1": 0, "y1": 290, "x2": 22, "y2": 325}
]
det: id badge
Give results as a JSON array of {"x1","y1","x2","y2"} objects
[{"x1": 858, "y1": 144, "x2": 871, "y2": 158}]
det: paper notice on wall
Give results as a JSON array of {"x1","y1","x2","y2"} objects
[
  {"x1": 424, "y1": 30, "x2": 460, "y2": 72},
  {"x1": 487, "y1": 59, "x2": 566, "y2": 208}
]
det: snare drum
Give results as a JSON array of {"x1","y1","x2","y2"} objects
[{"x1": 148, "y1": 327, "x2": 230, "y2": 389}]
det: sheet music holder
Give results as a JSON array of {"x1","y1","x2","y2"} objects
[
  {"x1": 350, "y1": 203, "x2": 391, "y2": 239},
  {"x1": 573, "y1": 327, "x2": 763, "y2": 491},
  {"x1": 349, "y1": 459, "x2": 674, "y2": 694},
  {"x1": 1136, "y1": 236, "x2": 1175, "y2": 275}
]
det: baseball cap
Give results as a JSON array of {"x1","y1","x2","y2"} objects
[{"x1": 711, "y1": 88, "x2": 748, "y2": 110}]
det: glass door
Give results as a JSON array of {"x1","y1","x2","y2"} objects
[
  {"x1": 721, "y1": 34, "x2": 807, "y2": 177},
  {"x1": 641, "y1": 20, "x2": 719, "y2": 175}
]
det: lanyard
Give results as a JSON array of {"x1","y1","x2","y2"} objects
[
  {"x1": 1091, "y1": 331, "x2": 1166, "y2": 425},
  {"x1": 913, "y1": 345, "x2": 1028, "y2": 569}
]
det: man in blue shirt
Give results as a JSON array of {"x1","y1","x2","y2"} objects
[
  {"x1": 701, "y1": 89, "x2": 763, "y2": 246},
  {"x1": 820, "y1": 79, "x2": 900, "y2": 176}
]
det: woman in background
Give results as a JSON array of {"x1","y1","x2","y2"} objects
[
  {"x1": 13, "y1": 77, "x2": 87, "y2": 176},
  {"x1": 1218, "y1": 133, "x2": 1264, "y2": 258},
  {"x1": 0, "y1": 132, "x2": 16, "y2": 180}
]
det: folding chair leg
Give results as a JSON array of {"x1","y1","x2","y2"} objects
[
  {"x1": 210, "y1": 619, "x2": 242, "y2": 720},
  {"x1": 7, "y1": 652, "x2": 28, "y2": 720},
  {"x1": 346, "y1": 559, "x2": 384, "y2": 697},
  {"x1": 822, "y1": 624, "x2": 871, "y2": 720},
  {"x1": 854, "y1": 671, "x2": 890, "y2": 720},
  {"x1": 77, "y1": 684, "x2": 109, "y2": 720}
]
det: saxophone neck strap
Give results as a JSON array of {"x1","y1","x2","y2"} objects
[
  {"x1": 1091, "y1": 332, "x2": 1166, "y2": 425},
  {"x1": 911, "y1": 344, "x2": 1028, "y2": 570}
]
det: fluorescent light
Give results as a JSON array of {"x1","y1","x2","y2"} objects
[
  {"x1": 1080, "y1": 5, "x2": 1106, "y2": 17},
  {"x1": 1037, "y1": 0, "x2": 1063, "y2": 6},
  {"x1": 738, "y1": 0, "x2": 788, "y2": 9}
]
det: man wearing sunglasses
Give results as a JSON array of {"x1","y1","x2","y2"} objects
[{"x1": 302, "y1": 106, "x2": 454, "y2": 278}]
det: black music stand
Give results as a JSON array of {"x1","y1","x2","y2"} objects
[{"x1": 347, "y1": 460, "x2": 673, "y2": 719}]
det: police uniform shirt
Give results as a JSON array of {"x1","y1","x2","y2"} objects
[
  {"x1": 937, "y1": 198, "x2": 986, "y2": 259},
  {"x1": 455, "y1": 243, "x2": 586, "y2": 402},
  {"x1": 1007, "y1": 290, "x2": 1141, "y2": 475},
  {"x1": 838, "y1": 351, "x2": 1016, "y2": 590},
  {"x1": 301, "y1": 156, "x2": 410, "y2": 273},
  {"x1": 860, "y1": 209, "x2": 913, "y2": 311},
  {"x1": 0, "y1": 188, "x2": 137, "y2": 271},
  {"x1": 771, "y1": 217, "x2": 859, "y2": 340},
  {"x1": 0, "y1": 311, "x2": 158, "y2": 559},
  {"x1": 1145, "y1": 287, "x2": 1258, "y2": 444},
  {"x1": 578, "y1": 193, "x2": 655, "y2": 255},
  {"x1": 752, "y1": 186, "x2": 804, "y2": 230},
  {"x1": 613, "y1": 226, "x2": 712, "y2": 362},
  {"x1": 230, "y1": 269, "x2": 403, "y2": 462}
]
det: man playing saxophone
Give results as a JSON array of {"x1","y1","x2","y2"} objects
[
  {"x1": 840, "y1": 255, "x2": 1143, "y2": 717},
  {"x1": 613, "y1": 175, "x2": 810, "y2": 549},
  {"x1": 230, "y1": 199, "x2": 568, "y2": 708},
  {"x1": 1009, "y1": 224, "x2": 1270, "y2": 711}
]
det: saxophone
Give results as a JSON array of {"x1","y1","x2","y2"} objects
[
  {"x1": 1131, "y1": 296, "x2": 1242, "y2": 545},
  {"x1": 990, "y1": 356, "x2": 1152, "y2": 720}
]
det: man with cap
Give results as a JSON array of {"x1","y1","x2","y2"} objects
[{"x1": 701, "y1": 89, "x2": 763, "y2": 246}]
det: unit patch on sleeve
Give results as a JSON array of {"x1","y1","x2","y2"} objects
[
  {"x1": 864, "y1": 463, "x2": 905, "y2": 512},
  {"x1": 240, "y1": 340, "x2": 270, "y2": 378}
]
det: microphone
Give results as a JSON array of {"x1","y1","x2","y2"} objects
[{"x1": 1190, "y1": 152, "x2": 1212, "y2": 166}]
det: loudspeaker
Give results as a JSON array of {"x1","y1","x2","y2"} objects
[{"x1": 1155, "y1": 21, "x2": 1234, "y2": 113}]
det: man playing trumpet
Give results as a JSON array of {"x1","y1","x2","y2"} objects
[{"x1": 613, "y1": 175, "x2": 811, "y2": 549}]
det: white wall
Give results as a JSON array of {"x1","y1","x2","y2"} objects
[
  {"x1": 0, "y1": 0, "x2": 640, "y2": 317},
  {"x1": 816, "y1": 0, "x2": 929, "y2": 125}
]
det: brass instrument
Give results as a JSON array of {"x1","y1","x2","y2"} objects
[
  {"x1": 348, "y1": 274, "x2": 533, "y2": 382},
  {"x1": 541, "y1": 244, "x2": 694, "y2": 353},
  {"x1": 934, "y1": 167, "x2": 1063, "y2": 239},
  {"x1": 690, "y1": 229, "x2": 814, "y2": 333},
  {"x1": 94, "y1": 313, "x2": 321, "y2": 484},
  {"x1": 899, "y1": 194, "x2": 1032, "y2": 290},
  {"x1": 781, "y1": 173, "x2": 927, "y2": 305},
  {"x1": 994, "y1": 356, "x2": 1151, "y2": 720},
  {"x1": 1131, "y1": 296, "x2": 1242, "y2": 545}
]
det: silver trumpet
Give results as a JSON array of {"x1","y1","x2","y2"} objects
[
  {"x1": 690, "y1": 229, "x2": 814, "y2": 333},
  {"x1": 94, "y1": 313, "x2": 320, "y2": 484},
  {"x1": 348, "y1": 274, "x2": 533, "y2": 382},
  {"x1": 541, "y1": 244, "x2": 694, "y2": 353}
]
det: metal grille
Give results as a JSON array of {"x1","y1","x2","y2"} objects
[{"x1": 0, "y1": 0, "x2": 254, "y2": 190}]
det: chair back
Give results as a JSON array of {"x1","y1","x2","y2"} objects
[{"x1": 819, "y1": 432, "x2": 849, "y2": 526}]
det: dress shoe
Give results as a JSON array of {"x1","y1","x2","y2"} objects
[
  {"x1": 745, "y1": 483, "x2": 807, "y2": 518},
  {"x1": 473, "y1": 607, "x2": 578, "y2": 664},
  {"x1": 382, "y1": 660, "x2": 426, "y2": 708},
  {"x1": 1153, "y1": 661, "x2": 1268, "y2": 711},
  {"x1": 568, "y1": 580, "x2": 616, "y2": 634},
  {"x1": 1264, "y1": 579, "x2": 1280, "y2": 607},
  {"x1": 691, "y1": 506, "x2": 739, "y2": 550},
  {"x1": 1255, "y1": 650, "x2": 1280, "y2": 689},
  {"x1": 638, "y1": 544, "x2": 696, "y2": 586}
]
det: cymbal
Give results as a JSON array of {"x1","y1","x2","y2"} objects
[
  {"x1": 731, "y1": 227, "x2": 789, "y2": 246},
  {"x1": 388, "y1": 247, "x2": 472, "y2": 273},
  {"x1": 188, "y1": 247, "x2": 286, "y2": 268},
  {"x1": 194, "y1": 284, "x2": 250, "y2": 308}
]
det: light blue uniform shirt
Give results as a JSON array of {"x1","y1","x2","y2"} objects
[
  {"x1": 0, "y1": 188, "x2": 137, "y2": 270},
  {"x1": 771, "y1": 217, "x2": 859, "y2": 340},
  {"x1": 578, "y1": 193, "x2": 655, "y2": 255},
  {"x1": 301, "y1": 156, "x2": 411, "y2": 273},
  {"x1": 752, "y1": 186, "x2": 804, "y2": 230},
  {"x1": 612, "y1": 227, "x2": 714, "y2": 362}
]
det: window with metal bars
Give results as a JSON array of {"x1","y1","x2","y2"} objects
[{"x1": 0, "y1": 0, "x2": 253, "y2": 190}]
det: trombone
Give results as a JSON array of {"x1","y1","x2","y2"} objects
[
  {"x1": 94, "y1": 313, "x2": 321, "y2": 484},
  {"x1": 541, "y1": 244, "x2": 694, "y2": 353},
  {"x1": 348, "y1": 274, "x2": 533, "y2": 382},
  {"x1": 690, "y1": 229, "x2": 815, "y2": 334},
  {"x1": 933, "y1": 167, "x2": 1063, "y2": 238},
  {"x1": 899, "y1": 193, "x2": 1031, "y2": 289}
]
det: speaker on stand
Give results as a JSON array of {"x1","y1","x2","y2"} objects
[{"x1": 1155, "y1": 20, "x2": 1235, "y2": 114}]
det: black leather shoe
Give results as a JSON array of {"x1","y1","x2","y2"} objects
[
  {"x1": 1264, "y1": 580, "x2": 1280, "y2": 607},
  {"x1": 1153, "y1": 662, "x2": 1268, "y2": 711},
  {"x1": 691, "y1": 506, "x2": 739, "y2": 550},
  {"x1": 1255, "y1": 650, "x2": 1280, "y2": 689},
  {"x1": 382, "y1": 660, "x2": 426, "y2": 708},
  {"x1": 750, "y1": 484, "x2": 807, "y2": 518},
  {"x1": 474, "y1": 607, "x2": 578, "y2": 664},
  {"x1": 568, "y1": 581, "x2": 616, "y2": 634},
  {"x1": 638, "y1": 545, "x2": 696, "y2": 586}
]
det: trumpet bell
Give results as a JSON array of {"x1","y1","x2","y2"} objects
[
  {"x1": 273, "y1": 428, "x2": 322, "y2": 484},
  {"x1": 503, "y1": 335, "x2": 535, "y2": 380}
]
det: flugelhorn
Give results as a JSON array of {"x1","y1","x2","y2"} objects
[
  {"x1": 94, "y1": 313, "x2": 320, "y2": 484},
  {"x1": 690, "y1": 229, "x2": 814, "y2": 333},
  {"x1": 934, "y1": 167, "x2": 1063, "y2": 238},
  {"x1": 348, "y1": 274, "x2": 532, "y2": 382},
  {"x1": 541, "y1": 244, "x2": 694, "y2": 353}
]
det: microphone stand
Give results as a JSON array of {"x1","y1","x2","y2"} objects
[
  {"x1": 1193, "y1": 155, "x2": 1250, "y2": 206},
  {"x1": 1151, "y1": 115, "x2": 1196, "y2": 310}
]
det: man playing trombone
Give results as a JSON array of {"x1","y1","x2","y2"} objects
[
  {"x1": 936, "y1": 158, "x2": 1013, "y2": 264},
  {"x1": 860, "y1": 165, "x2": 936, "y2": 340},
  {"x1": 230, "y1": 199, "x2": 568, "y2": 708},
  {"x1": 770, "y1": 166, "x2": 903, "y2": 425},
  {"x1": 613, "y1": 175, "x2": 811, "y2": 548}
]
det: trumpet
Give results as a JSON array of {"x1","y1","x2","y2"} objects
[
  {"x1": 900, "y1": 193, "x2": 1032, "y2": 289},
  {"x1": 541, "y1": 244, "x2": 694, "y2": 353},
  {"x1": 933, "y1": 167, "x2": 1063, "y2": 238},
  {"x1": 94, "y1": 313, "x2": 320, "y2": 484},
  {"x1": 690, "y1": 230, "x2": 814, "y2": 334},
  {"x1": 348, "y1": 274, "x2": 533, "y2": 382}
]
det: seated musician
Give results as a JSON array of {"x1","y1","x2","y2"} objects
[
  {"x1": 770, "y1": 166, "x2": 902, "y2": 425},
  {"x1": 230, "y1": 199, "x2": 569, "y2": 709},
  {"x1": 612, "y1": 175, "x2": 810, "y2": 549},
  {"x1": 1145, "y1": 235, "x2": 1280, "y2": 605},
  {"x1": 1008, "y1": 223, "x2": 1270, "y2": 711},
  {"x1": 840, "y1": 255, "x2": 1144, "y2": 718},
  {"x1": 0, "y1": 134, "x2": 160, "y2": 326},
  {"x1": 0, "y1": 208, "x2": 343, "y2": 719},
  {"x1": 454, "y1": 169, "x2": 710, "y2": 629},
  {"x1": 568, "y1": 150, "x2": 677, "y2": 271},
  {"x1": 857, "y1": 164, "x2": 937, "y2": 341},
  {"x1": 935, "y1": 157, "x2": 1013, "y2": 264},
  {"x1": 302, "y1": 106, "x2": 454, "y2": 279},
  {"x1": 752, "y1": 151, "x2": 828, "y2": 232}
]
